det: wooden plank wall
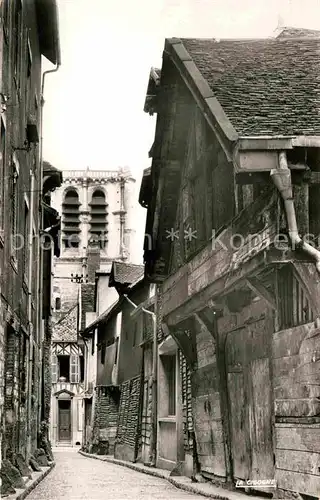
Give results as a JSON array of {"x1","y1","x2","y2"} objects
[
  {"x1": 273, "y1": 322, "x2": 320, "y2": 497},
  {"x1": 219, "y1": 299, "x2": 274, "y2": 485},
  {"x1": 191, "y1": 315, "x2": 227, "y2": 478}
]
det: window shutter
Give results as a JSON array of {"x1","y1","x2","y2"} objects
[
  {"x1": 70, "y1": 354, "x2": 79, "y2": 383},
  {"x1": 51, "y1": 354, "x2": 57, "y2": 383}
]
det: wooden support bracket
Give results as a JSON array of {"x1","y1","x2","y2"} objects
[
  {"x1": 245, "y1": 277, "x2": 276, "y2": 310},
  {"x1": 193, "y1": 311, "x2": 215, "y2": 339}
]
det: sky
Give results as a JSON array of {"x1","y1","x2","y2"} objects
[{"x1": 42, "y1": 0, "x2": 320, "y2": 179}]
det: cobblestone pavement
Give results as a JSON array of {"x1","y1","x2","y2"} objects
[{"x1": 27, "y1": 448, "x2": 204, "y2": 499}]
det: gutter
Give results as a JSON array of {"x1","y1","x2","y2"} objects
[{"x1": 270, "y1": 151, "x2": 320, "y2": 272}]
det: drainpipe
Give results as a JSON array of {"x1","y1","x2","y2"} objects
[
  {"x1": 38, "y1": 48, "x2": 61, "y2": 440},
  {"x1": 27, "y1": 170, "x2": 35, "y2": 456},
  {"x1": 123, "y1": 294, "x2": 158, "y2": 466},
  {"x1": 270, "y1": 151, "x2": 320, "y2": 273}
]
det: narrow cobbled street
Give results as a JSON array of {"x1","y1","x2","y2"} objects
[{"x1": 26, "y1": 449, "x2": 204, "y2": 499}]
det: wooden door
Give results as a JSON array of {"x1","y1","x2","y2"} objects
[
  {"x1": 225, "y1": 319, "x2": 274, "y2": 484},
  {"x1": 59, "y1": 401, "x2": 71, "y2": 441},
  {"x1": 227, "y1": 371, "x2": 249, "y2": 479},
  {"x1": 248, "y1": 358, "x2": 274, "y2": 481}
]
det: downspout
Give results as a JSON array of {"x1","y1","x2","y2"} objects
[
  {"x1": 271, "y1": 151, "x2": 320, "y2": 273},
  {"x1": 27, "y1": 171, "x2": 35, "y2": 456},
  {"x1": 147, "y1": 307, "x2": 157, "y2": 467},
  {"x1": 124, "y1": 294, "x2": 157, "y2": 466},
  {"x1": 38, "y1": 42, "x2": 61, "y2": 434}
]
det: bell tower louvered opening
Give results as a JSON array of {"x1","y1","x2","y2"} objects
[
  {"x1": 89, "y1": 189, "x2": 108, "y2": 248},
  {"x1": 62, "y1": 189, "x2": 81, "y2": 248}
]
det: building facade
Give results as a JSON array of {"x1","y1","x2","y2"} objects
[
  {"x1": 50, "y1": 304, "x2": 85, "y2": 447},
  {"x1": 49, "y1": 169, "x2": 142, "y2": 448},
  {"x1": 0, "y1": 0, "x2": 60, "y2": 496},
  {"x1": 140, "y1": 29, "x2": 320, "y2": 498},
  {"x1": 81, "y1": 261, "x2": 146, "y2": 457}
]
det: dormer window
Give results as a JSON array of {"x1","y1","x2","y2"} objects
[
  {"x1": 89, "y1": 189, "x2": 108, "y2": 248},
  {"x1": 62, "y1": 189, "x2": 81, "y2": 249}
]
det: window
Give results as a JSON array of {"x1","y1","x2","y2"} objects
[
  {"x1": 23, "y1": 201, "x2": 29, "y2": 280},
  {"x1": 70, "y1": 354, "x2": 79, "y2": 383},
  {"x1": 278, "y1": 265, "x2": 314, "y2": 330},
  {"x1": 100, "y1": 343, "x2": 106, "y2": 365},
  {"x1": 162, "y1": 354, "x2": 176, "y2": 416},
  {"x1": 55, "y1": 297, "x2": 61, "y2": 311},
  {"x1": 91, "y1": 334, "x2": 95, "y2": 355},
  {"x1": 62, "y1": 189, "x2": 81, "y2": 249},
  {"x1": 114, "y1": 337, "x2": 119, "y2": 365},
  {"x1": 57, "y1": 355, "x2": 70, "y2": 382},
  {"x1": 52, "y1": 354, "x2": 57, "y2": 383},
  {"x1": 89, "y1": 189, "x2": 108, "y2": 249},
  {"x1": 79, "y1": 355, "x2": 84, "y2": 382},
  {"x1": 11, "y1": 159, "x2": 19, "y2": 260}
]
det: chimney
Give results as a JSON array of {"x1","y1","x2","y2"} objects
[
  {"x1": 79, "y1": 245, "x2": 100, "y2": 333},
  {"x1": 86, "y1": 245, "x2": 101, "y2": 283}
]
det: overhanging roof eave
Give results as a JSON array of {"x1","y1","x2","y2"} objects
[{"x1": 164, "y1": 37, "x2": 238, "y2": 159}]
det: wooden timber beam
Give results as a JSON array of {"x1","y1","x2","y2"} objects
[
  {"x1": 165, "y1": 252, "x2": 267, "y2": 327},
  {"x1": 162, "y1": 320, "x2": 197, "y2": 369},
  {"x1": 245, "y1": 277, "x2": 277, "y2": 310},
  {"x1": 193, "y1": 312, "x2": 214, "y2": 339}
]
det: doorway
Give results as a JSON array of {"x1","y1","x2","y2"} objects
[
  {"x1": 58, "y1": 400, "x2": 71, "y2": 442},
  {"x1": 225, "y1": 318, "x2": 274, "y2": 484}
]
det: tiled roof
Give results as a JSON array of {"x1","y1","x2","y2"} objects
[
  {"x1": 43, "y1": 160, "x2": 61, "y2": 174},
  {"x1": 52, "y1": 304, "x2": 78, "y2": 342},
  {"x1": 276, "y1": 27, "x2": 320, "y2": 39},
  {"x1": 110, "y1": 261, "x2": 144, "y2": 287},
  {"x1": 181, "y1": 28, "x2": 320, "y2": 136}
]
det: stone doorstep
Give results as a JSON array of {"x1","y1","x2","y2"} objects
[
  {"x1": 78, "y1": 451, "x2": 267, "y2": 500},
  {"x1": 5, "y1": 463, "x2": 55, "y2": 500}
]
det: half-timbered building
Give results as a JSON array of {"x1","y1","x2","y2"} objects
[
  {"x1": 50, "y1": 304, "x2": 85, "y2": 447},
  {"x1": 140, "y1": 28, "x2": 320, "y2": 498}
]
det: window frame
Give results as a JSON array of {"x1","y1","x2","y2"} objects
[
  {"x1": 10, "y1": 154, "x2": 20, "y2": 266},
  {"x1": 57, "y1": 354, "x2": 70, "y2": 382},
  {"x1": 23, "y1": 197, "x2": 29, "y2": 285}
]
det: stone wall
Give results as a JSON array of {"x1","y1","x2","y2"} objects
[{"x1": 4, "y1": 325, "x2": 19, "y2": 461}]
